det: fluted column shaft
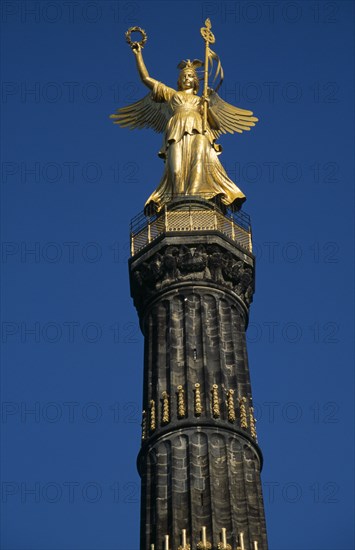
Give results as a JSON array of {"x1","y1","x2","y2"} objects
[{"x1": 130, "y1": 232, "x2": 268, "y2": 550}]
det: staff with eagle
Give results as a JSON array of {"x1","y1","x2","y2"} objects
[{"x1": 110, "y1": 19, "x2": 258, "y2": 212}]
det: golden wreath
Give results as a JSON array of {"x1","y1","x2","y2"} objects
[{"x1": 125, "y1": 26, "x2": 147, "y2": 49}]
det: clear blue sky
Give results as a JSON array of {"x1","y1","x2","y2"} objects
[{"x1": 1, "y1": 1, "x2": 354, "y2": 549}]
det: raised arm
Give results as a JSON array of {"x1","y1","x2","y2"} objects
[{"x1": 132, "y1": 44, "x2": 157, "y2": 90}]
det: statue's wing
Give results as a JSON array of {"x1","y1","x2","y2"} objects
[
  {"x1": 208, "y1": 89, "x2": 259, "y2": 139},
  {"x1": 110, "y1": 93, "x2": 172, "y2": 133}
]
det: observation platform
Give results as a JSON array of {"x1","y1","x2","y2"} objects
[{"x1": 130, "y1": 195, "x2": 252, "y2": 256}]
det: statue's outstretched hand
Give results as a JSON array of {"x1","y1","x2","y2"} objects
[{"x1": 132, "y1": 43, "x2": 141, "y2": 54}]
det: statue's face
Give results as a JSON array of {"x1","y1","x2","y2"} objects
[
  {"x1": 180, "y1": 71, "x2": 195, "y2": 90},
  {"x1": 177, "y1": 69, "x2": 199, "y2": 94}
]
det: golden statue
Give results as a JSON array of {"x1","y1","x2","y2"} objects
[{"x1": 111, "y1": 21, "x2": 258, "y2": 212}]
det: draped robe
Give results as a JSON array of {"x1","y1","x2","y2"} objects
[{"x1": 145, "y1": 82, "x2": 246, "y2": 211}]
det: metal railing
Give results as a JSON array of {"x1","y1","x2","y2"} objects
[{"x1": 130, "y1": 198, "x2": 252, "y2": 256}]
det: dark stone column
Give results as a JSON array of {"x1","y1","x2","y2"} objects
[{"x1": 130, "y1": 224, "x2": 268, "y2": 550}]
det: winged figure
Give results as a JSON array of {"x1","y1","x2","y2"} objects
[{"x1": 110, "y1": 44, "x2": 258, "y2": 212}]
